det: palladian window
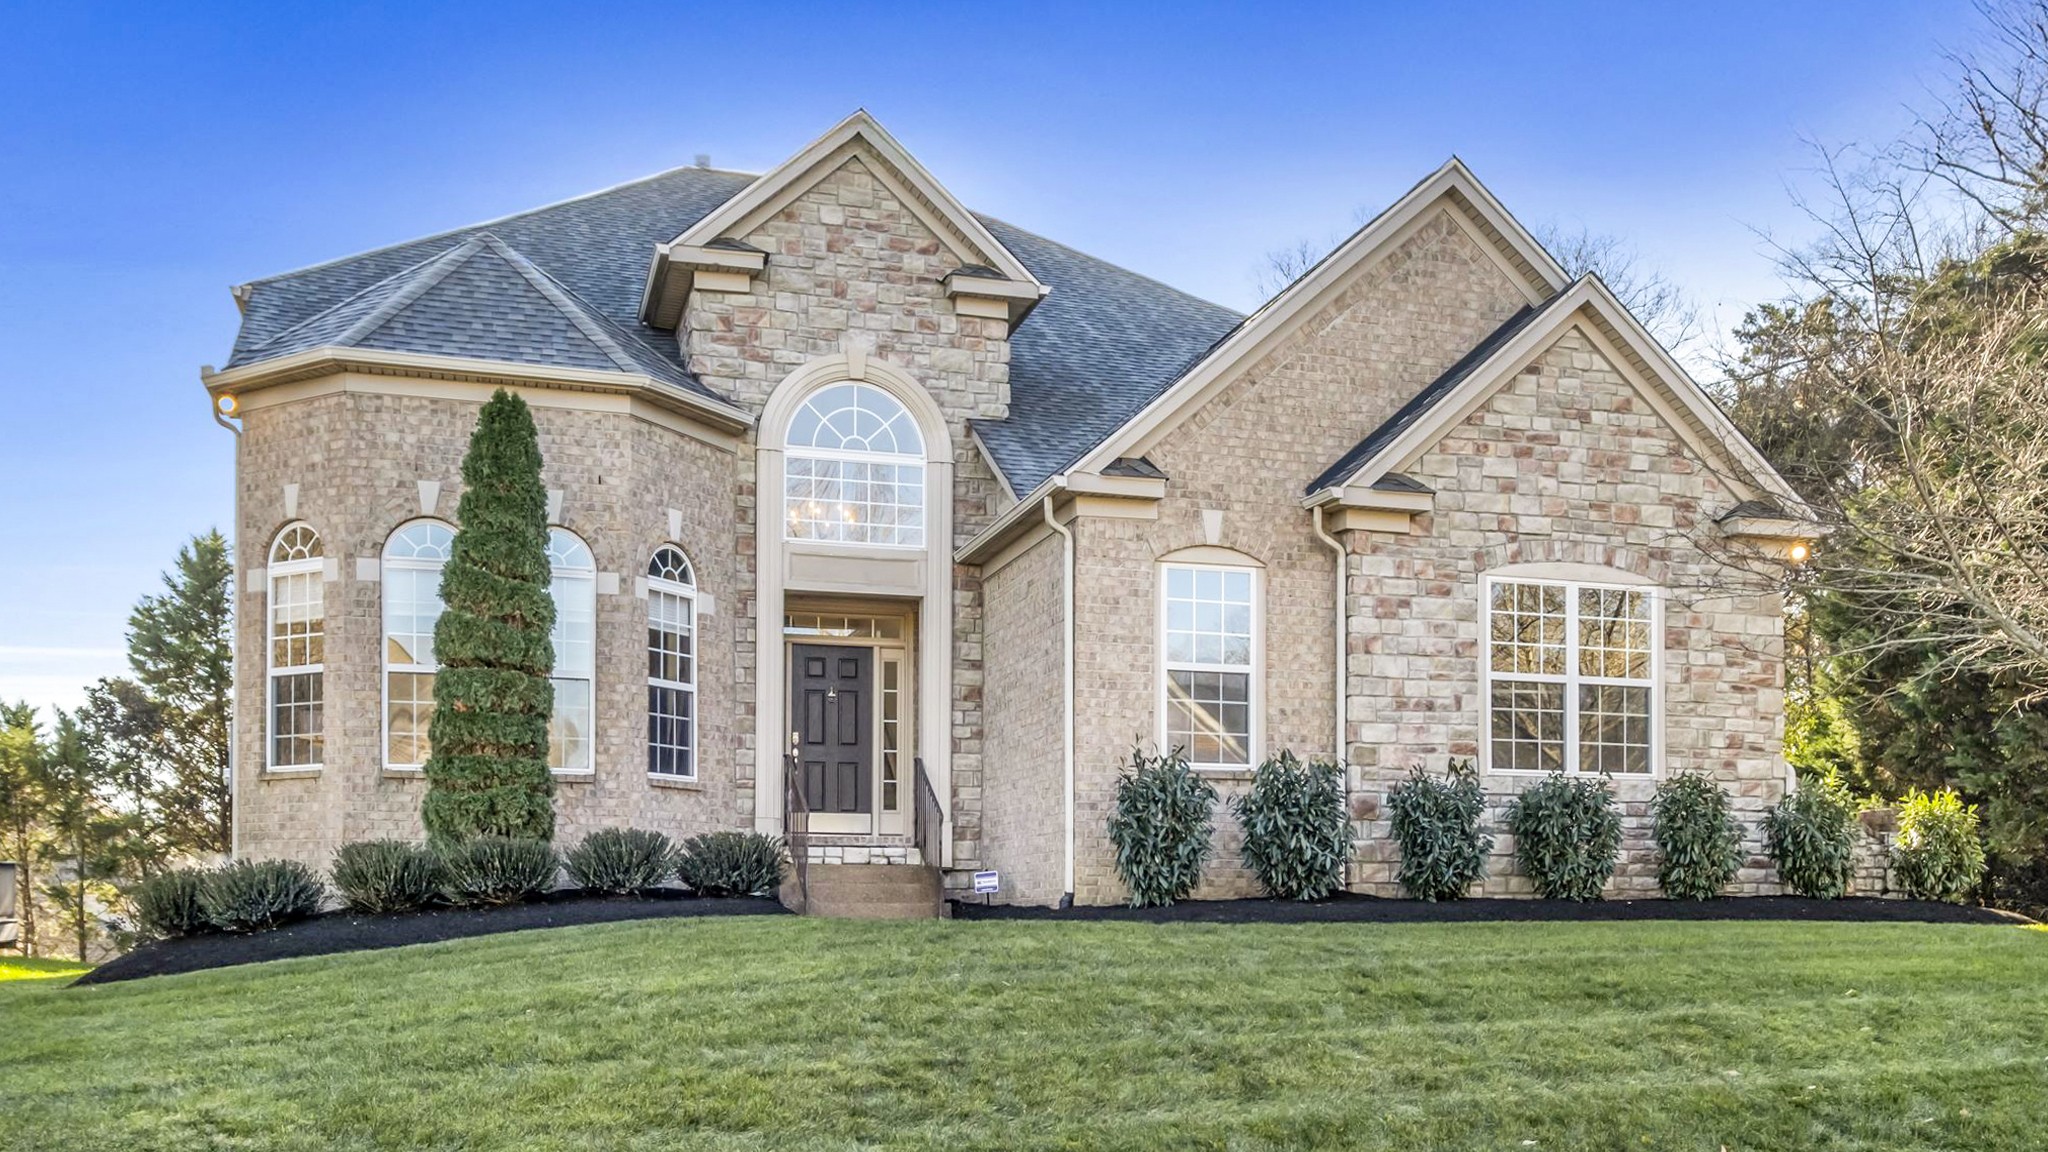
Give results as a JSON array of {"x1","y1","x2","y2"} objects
[
  {"x1": 783, "y1": 382, "x2": 926, "y2": 547},
  {"x1": 267, "y1": 523, "x2": 325, "y2": 769},
  {"x1": 646, "y1": 546, "x2": 696, "y2": 780},
  {"x1": 1485, "y1": 577, "x2": 1658, "y2": 775},
  {"x1": 547, "y1": 528, "x2": 597, "y2": 773},
  {"x1": 382, "y1": 520, "x2": 453, "y2": 769}
]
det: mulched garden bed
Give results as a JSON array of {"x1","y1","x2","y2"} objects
[
  {"x1": 950, "y1": 892, "x2": 2029, "y2": 926},
  {"x1": 77, "y1": 890, "x2": 787, "y2": 986}
]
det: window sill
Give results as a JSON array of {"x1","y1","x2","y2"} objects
[
  {"x1": 649, "y1": 774, "x2": 703, "y2": 791},
  {"x1": 262, "y1": 767, "x2": 323, "y2": 780},
  {"x1": 551, "y1": 770, "x2": 596, "y2": 784},
  {"x1": 382, "y1": 766, "x2": 426, "y2": 780},
  {"x1": 1191, "y1": 766, "x2": 1257, "y2": 782}
]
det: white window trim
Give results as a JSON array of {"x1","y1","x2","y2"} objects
[
  {"x1": 1156, "y1": 561, "x2": 1263, "y2": 771},
  {"x1": 646, "y1": 551, "x2": 698, "y2": 782},
  {"x1": 380, "y1": 520, "x2": 453, "y2": 773},
  {"x1": 1479, "y1": 573, "x2": 1664, "y2": 778},
  {"x1": 266, "y1": 524, "x2": 326, "y2": 773},
  {"x1": 548, "y1": 528, "x2": 598, "y2": 777},
  {"x1": 781, "y1": 382, "x2": 929, "y2": 551}
]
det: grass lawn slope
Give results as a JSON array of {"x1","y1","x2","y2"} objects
[
  {"x1": 2, "y1": 918, "x2": 2043, "y2": 1150},
  {"x1": 0, "y1": 956, "x2": 92, "y2": 984}
]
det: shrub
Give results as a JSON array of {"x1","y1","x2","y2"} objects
[
  {"x1": 565, "y1": 828, "x2": 678, "y2": 895},
  {"x1": 1764, "y1": 775, "x2": 1858, "y2": 899},
  {"x1": 1107, "y1": 747, "x2": 1218, "y2": 907},
  {"x1": 1650, "y1": 773, "x2": 1744, "y2": 900},
  {"x1": 1893, "y1": 788, "x2": 1987, "y2": 903},
  {"x1": 1506, "y1": 772, "x2": 1623, "y2": 901},
  {"x1": 130, "y1": 867, "x2": 215, "y2": 938},
  {"x1": 331, "y1": 840, "x2": 444, "y2": 914},
  {"x1": 202, "y1": 860, "x2": 326, "y2": 932},
  {"x1": 1231, "y1": 751, "x2": 1352, "y2": 901},
  {"x1": 439, "y1": 836, "x2": 559, "y2": 907},
  {"x1": 421, "y1": 389, "x2": 557, "y2": 845},
  {"x1": 1386, "y1": 759, "x2": 1494, "y2": 901},
  {"x1": 674, "y1": 832, "x2": 786, "y2": 897}
]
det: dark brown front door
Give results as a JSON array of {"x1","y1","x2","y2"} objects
[{"x1": 791, "y1": 644, "x2": 873, "y2": 814}]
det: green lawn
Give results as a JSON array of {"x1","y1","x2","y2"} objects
[
  {"x1": 0, "y1": 955, "x2": 92, "y2": 984},
  {"x1": 1, "y1": 918, "x2": 2043, "y2": 1151}
]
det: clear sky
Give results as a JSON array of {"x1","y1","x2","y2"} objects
[{"x1": 0, "y1": 0, "x2": 1977, "y2": 718}]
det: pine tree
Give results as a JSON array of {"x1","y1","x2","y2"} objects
[
  {"x1": 0, "y1": 701, "x2": 46, "y2": 954},
  {"x1": 125, "y1": 531, "x2": 233, "y2": 855},
  {"x1": 421, "y1": 389, "x2": 557, "y2": 844}
]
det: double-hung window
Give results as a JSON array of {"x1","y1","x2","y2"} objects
[
  {"x1": 382, "y1": 520, "x2": 453, "y2": 770},
  {"x1": 267, "y1": 523, "x2": 325, "y2": 770},
  {"x1": 1485, "y1": 576, "x2": 1658, "y2": 775},
  {"x1": 547, "y1": 528, "x2": 597, "y2": 773},
  {"x1": 1161, "y1": 563, "x2": 1259, "y2": 768},
  {"x1": 645, "y1": 546, "x2": 696, "y2": 780}
]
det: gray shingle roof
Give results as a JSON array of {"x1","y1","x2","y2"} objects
[
  {"x1": 223, "y1": 162, "x2": 1244, "y2": 491},
  {"x1": 1304, "y1": 291, "x2": 1567, "y2": 495}
]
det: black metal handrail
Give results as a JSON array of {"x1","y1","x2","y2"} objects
[
  {"x1": 912, "y1": 757, "x2": 943, "y2": 869},
  {"x1": 783, "y1": 755, "x2": 810, "y2": 913}
]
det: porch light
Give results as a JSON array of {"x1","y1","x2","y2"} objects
[{"x1": 1789, "y1": 541, "x2": 1811, "y2": 564}]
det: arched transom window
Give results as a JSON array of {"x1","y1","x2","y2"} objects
[
  {"x1": 784, "y1": 382, "x2": 926, "y2": 548},
  {"x1": 646, "y1": 546, "x2": 696, "y2": 780},
  {"x1": 547, "y1": 528, "x2": 597, "y2": 773},
  {"x1": 382, "y1": 520, "x2": 453, "y2": 769},
  {"x1": 267, "y1": 523, "x2": 325, "y2": 769}
]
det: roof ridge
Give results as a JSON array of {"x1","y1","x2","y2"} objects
[
  {"x1": 340, "y1": 235, "x2": 492, "y2": 348},
  {"x1": 470, "y1": 234, "x2": 644, "y2": 375},
  {"x1": 973, "y1": 212, "x2": 1241, "y2": 320},
  {"x1": 238, "y1": 163, "x2": 758, "y2": 290}
]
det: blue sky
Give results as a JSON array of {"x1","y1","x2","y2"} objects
[{"x1": 0, "y1": 0, "x2": 1975, "y2": 717}]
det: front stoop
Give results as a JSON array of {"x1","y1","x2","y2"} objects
[{"x1": 784, "y1": 863, "x2": 947, "y2": 920}]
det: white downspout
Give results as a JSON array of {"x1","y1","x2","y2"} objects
[
  {"x1": 1043, "y1": 496, "x2": 1075, "y2": 905},
  {"x1": 1312, "y1": 505, "x2": 1346, "y2": 764},
  {"x1": 212, "y1": 393, "x2": 243, "y2": 861}
]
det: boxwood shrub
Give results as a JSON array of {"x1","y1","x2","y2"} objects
[
  {"x1": 202, "y1": 859, "x2": 326, "y2": 932},
  {"x1": 566, "y1": 828, "x2": 679, "y2": 895},
  {"x1": 1764, "y1": 775, "x2": 1858, "y2": 899},
  {"x1": 1387, "y1": 760, "x2": 1494, "y2": 901},
  {"x1": 130, "y1": 867, "x2": 216, "y2": 939},
  {"x1": 1505, "y1": 772, "x2": 1623, "y2": 901},
  {"x1": 675, "y1": 831, "x2": 786, "y2": 897},
  {"x1": 332, "y1": 840, "x2": 444, "y2": 913},
  {"x1": 1650, "y1": 772, "x2": 1743, "y2": 900},
  {"x1": 1107, "y1": 747, "x2": 1217, "y2": 907},
  {"x1": 1892, "y1": 788, "x2": 1987, "y2": 903},
  {"x1": 1230, "y1": 751, "x2": 1351, "y2": 901},
  {"x1": 439, "y1": 836, "x2": 559, "y2": 907}
]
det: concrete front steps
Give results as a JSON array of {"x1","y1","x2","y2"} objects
[{"x1": 785, "y1": 863, "x2": 946, "y2": 920}]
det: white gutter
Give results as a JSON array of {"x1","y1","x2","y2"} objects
[
  {"x1": 1311, "y1": 506, "x2": 1345, "y2": 765},
  {"x1": 1043, "y1": 496, "x2": 1076, "y2": 905},
  {"x1": 211, "y1": 390, "x2": 243, "y2": 861}
]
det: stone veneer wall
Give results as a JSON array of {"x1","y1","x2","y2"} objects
[
  {"x1": 234, "y1": 388, "x2": 743, "y2": 868},
  {"x1": 1344, "y1": 327, "x2": 1788, "y2": 898},
  {"x1": 1060, "y1": 209, "x2": 1535, "y2": 904},
  {"x1": 678, "y1": 147, "x2": 1011, "y2": 867},
  {"x1": 978, "y1": 530, "x2": 1066, "y2": 904}
]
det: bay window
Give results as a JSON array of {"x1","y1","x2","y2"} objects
[
  {"x1": 267, "y1": 523, "x2": 325, "y2": 770},
  {"x1": 382, "y1": 520, "x2": 453, "y2": 769},
  {"x1": 547, "y1": 528, "x2": 596, "y2": 773}
]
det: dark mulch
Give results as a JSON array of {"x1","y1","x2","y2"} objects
[
  {"x1": 951, "y1": 891, "x2": 2030, "y2": 926},
  {"x1": 78, "y1": 891, "x2": 787, "y2": 986}
]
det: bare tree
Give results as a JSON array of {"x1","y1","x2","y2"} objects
[
  {"x1": 1531, "y1": 222, "x2": 1702, "y2": 356},
  {"x1": 1917, "y1": 0, "x2": 2048, "y2": 232},
  {"x1": 1251, "y1": 237, "x2": 1337, "y2": 300}
]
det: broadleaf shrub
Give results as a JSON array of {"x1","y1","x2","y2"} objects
[
  {"x1": 1764, "y1": 775, "x2": 1858, "y2": 899},
  {"x1": 1892, "y1": 788, "x2": 1987, "y2": 903},
  {"x1": 1107, "y1": 747, "x2": 1218, "y2": 907},
  {"x1": 438, "y1": 836, "x2": 559, "y2": 907},
  {"x1": 130, "y1": 867, "x2": 216, "y2": 938},
  {"x1": 1505, "y1": 772, "x2": 1623, "y2": 901},
  {"x1": 331, "y1": 840, "x2": 444, "y2": 913},
  {"x1": 202, "y1": 859, "x2": 326, "y2": 932},
  {"x1": 566, "y1": 828, "x2": 678, "y2": 895},
  {"x1": 674, "y1": 832, "x2": 785, "y2": 897},
  {"x1": 1230, "y1": 751, "x2": 1351, "y2": 901},
  {"x1": 1387, "y1": 759, "x2": 1494, "y2": 901},
  {"x1": 1650, "y1": 773, "x2": 1743, "y2": 900}
]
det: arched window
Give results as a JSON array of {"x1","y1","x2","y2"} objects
[
  {"x1": 382, "y1": 520, "x2": 453, "y2": 770},
  {"x1": 267, "y1": 523, "x2": 325, "y2": 769},
  {"x1": 783, "y1": 382, "x2": 926, "y2": 547},
  {"x1": 547, "y1": 528, "x2": 597, "y2": 773},
  {"x1": 646, "y1": 546, "x2": 696, "y2": 780},
  {"x1": 1159, "y1": 560, "x2": 1261, "y2": 768}
]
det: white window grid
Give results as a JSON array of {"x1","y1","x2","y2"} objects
[
  {"x1": 548, "y1": 528, "x2": 596, "y2": 773},
  {"x1": 1482, "y1": 576, "x2": 1660, "y2": 776},
  {"x1": 382, "y1": 520, "x2": 453, "y2": 770},
  {"x1": 267, "y1": 523, "x2": 325, "y2": 770},
  {"x1": 783, "y1": 382, "x2": 927, "y2": 549},
  {"x1": 646, "y1": 547, "x2": 696, "y2": 780},
  {"x1": 1159, "y1": 563, "x2": 1259, "y2": 768}
]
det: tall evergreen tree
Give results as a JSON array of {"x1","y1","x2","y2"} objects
[
  {"x1": 0, "y1": 701, "x2": 46, "y2": 954},
  {"x1": 422, "y1": 389, "x2": 557, "y2": 844},
  {"x1": 38, "y1": 713, "x2": 122, "y2": 962},
  {"x1": 125, "y1": 530, "x2": 233, "y2": 855}
]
